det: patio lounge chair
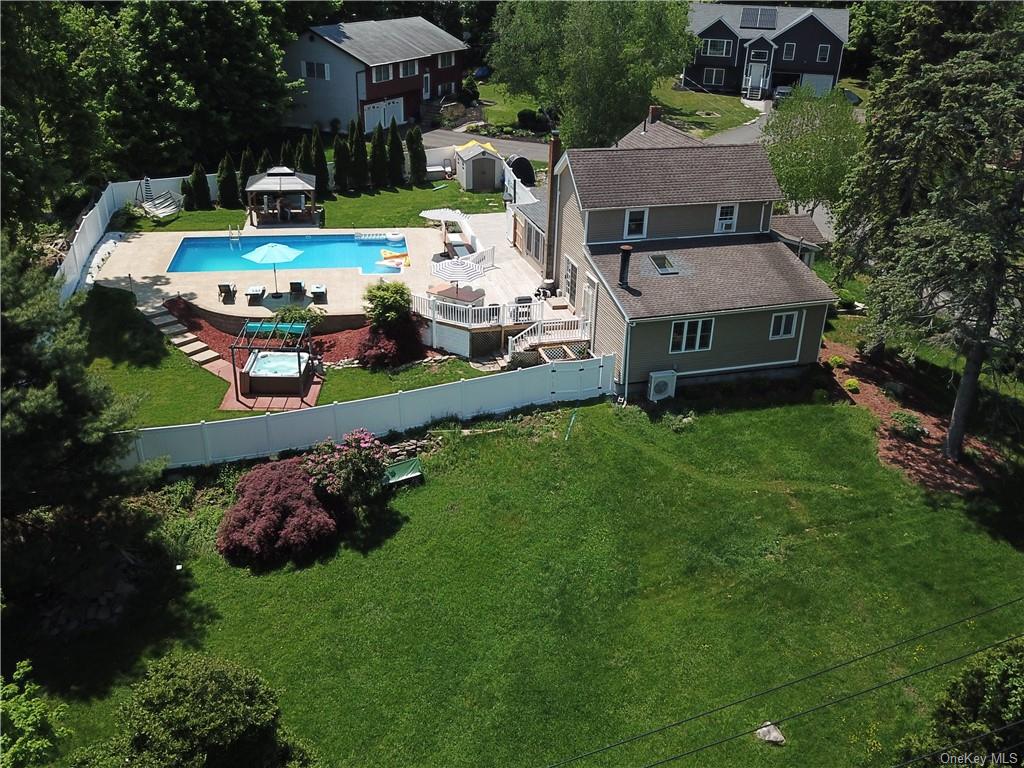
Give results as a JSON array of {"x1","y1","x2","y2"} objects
[
  {"x1": 218, "y1": 283, "x2": 237, "y2": 303},
  {"x1": 289, "y1": 280, "x2": 305, "y2": 298},
  {"x1": 141, "y1": 190, "x2": 183, "y2": 219},
  {"x1": 310, "y1": 284, "x2": 327, "y2": 304},
  {"x1": 245, "y1": 285, "x2": 266, "y2": 305}
]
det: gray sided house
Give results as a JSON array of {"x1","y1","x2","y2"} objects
[
  {"x1": 545, "y1": 140, "x2": 836, "y2": 398},
  {"x1": 685, "y1": 4, "x2": 849, "y2": 99},
  {"x1": 283, "y1": 16, "x2": 467, "y2": 132}
]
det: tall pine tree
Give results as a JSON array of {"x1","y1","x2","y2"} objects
[
  {"x1": 310, "y1": 126, "x2": 330, "y2": 196},
  {"x1": 294, "y1": 134, "x2": 313, "y2": 175},
  {"x1": 349, "y1": 120, "x2": 368, "y2": 191},
  {"x1": 333, "y1": 133, "x2": 350, "y2": 194},
  {"x1": 257, "y1": 147, "x2": 272, "y2": 174},
  {"x1": 406, "y1": 126, "x2": 428, "y2": 185},
  {"x1": 216, "y1": 152, "x2": 240, "y2": 208},
  {"x1": 238, "y1": 146, "x2": 256, "y2": 191},
  {"x1": 279, "y1": 139, "x2": 292, "y2": 168},
  {"x1": 386, "y1": 118, "x2": 405, "y2": 187},
  {"x1": 369, "y1": 124, "x2": 388, "y2": 189},
  {"x1": 189, "y1": 162, "x2": 211, "y2": 210}
]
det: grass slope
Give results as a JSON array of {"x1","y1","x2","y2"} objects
[
  {"x1": 122, "y1": 186, "x2": 504, "y2": 233},
  {"x1": 55, "y1": 403, "x2": 1023, "y2": 766},
  {"x1": 317, "y1": 360, "x2": 487, "y2": 404},
  {"x1": 478, "y1": 82, "x2": 538, "y2": 127},
  {"x1": 654, "y1": 78, "x2": 760, "y2": 137}
]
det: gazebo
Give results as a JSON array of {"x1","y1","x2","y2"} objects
[{"x1": 245, "y1": 167, "x2": 318, "y2": 227}]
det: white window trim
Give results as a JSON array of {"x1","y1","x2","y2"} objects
[
  {"x1": 703, "y1": 67, "x2": 726, "y2": 87},
  {"x1": 564, "y1": 257, "x2": 579, "y2": 306},
  {"x1": 669, "y1": 318, "x2": 715, "y2": 354},
  {"x1": 701, "y1": 38, "x2": 734, "y2": 58},
  {"x1": 782, "y1": 42, "x2": 796, "y2": 61},
  {"x1": 769, "y1": 311, "x2": 799, "y2": 340},
  {"x1": 715, "y1": 203, "x2": 738, "y2": 234},
  {"x1": 623, "y1": 208, "x2": 649, "y2": 239},
  {"x1": 437, "y1": 52, "x2": 455, "y2": 68},
  {"x1": 399, "y1": 60, "x2": 419, "y2": 78},
  {"x1": 750, "y1": 49, "x2": 769, "y2": 62},
  {"x1": 817, "y1": 44, "x2": 830, "y2": 63},
  {"x1": 371, "y1": 64, "x2": 392, "y2": 83}
]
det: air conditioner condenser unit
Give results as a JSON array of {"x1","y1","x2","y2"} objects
[{"x1": 648, "y1": 370, "x2": 677, "y2": 402}]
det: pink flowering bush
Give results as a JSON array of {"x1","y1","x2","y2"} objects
[
  {"x1": 302, "y1": 431, "x2": 394, "y2": 525},
  {"x1": 216, "y1": 457, "x2": 336, "y2": 567}
]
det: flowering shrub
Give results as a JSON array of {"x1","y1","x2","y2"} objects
[
  {"x1": 303, "y1": 431, "x2": 394, "y2": 525},
  {"x1": 356, "y1": 316, "x2": 424, "y2": 369},
  {"x1": 216, "y1": 458, "x2": 336, "y2": 567}
]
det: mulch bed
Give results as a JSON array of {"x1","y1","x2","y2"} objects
[
  {"x1": 820, "y1": 337, "x2": 1003, "y2": 495},
  {"x1": 162, "y1": 299, "x2": 438, "y2": 365}
]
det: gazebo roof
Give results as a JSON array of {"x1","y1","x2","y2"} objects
[{"x1": 245, "y1": 167, "x2": 316, "y2": 193}]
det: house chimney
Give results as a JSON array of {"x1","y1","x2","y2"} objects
[
  {"x1": 618, "y1": 244, "x2": 633, "y2": 287},
  {"x1": 648, "y1": 105, "x2": 662, "y2": 123},
  {"x1": 544, "y1": 129, "x2": 562, "y2": 279}
]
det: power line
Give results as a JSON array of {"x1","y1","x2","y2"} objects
[
  {"x1": 642, "y1": 632, "x2": 1023, "y2": 768},
  {"x1": 891, "y1": 721, "x2": 1024, "y2": 767},
  {"x1": 544, "y1": 595, "x2": 1024, "y2": 768}
]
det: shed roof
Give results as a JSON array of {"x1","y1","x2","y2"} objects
[
  {"x1": 771, "y1": 214, "x2": 828, "y2": 245},
  {"x1": 587, "y1": 235, "x2": 836, "y2": 319},
  {"x1": 516, "y1": 200, "x2": 548, "y2": 234},
  {"x1": 311, "y1": 16, "x2": 467, "y2": 67},
  {"x1": 616, "y1": 119, "x2": 704, "y2": 150},
  {"x1": 245, "y1": 169, "x2": 316, "y2": 194},
  {"x1": 565, "y1": 144, "x2": 782, "y2": 210},
  {"x1": 689, "y1": 4, "x2": 849, "y2": 42}
]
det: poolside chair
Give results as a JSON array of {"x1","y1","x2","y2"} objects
[
  {"x1": 141, "y1": 190, "x2": 184, "y2": 219},
  {"x1": 218, "y1": 283, "x2": 237, "y2": 303},
  {"x1": 289, "y1": 280, "x2": 305, "y2": 299},
  {"x1": 245, "y1": 285, "x2": 266, "y2": 305},
  {"x1": 310, "y1": 284, "x2": 327, "y2": 304}
]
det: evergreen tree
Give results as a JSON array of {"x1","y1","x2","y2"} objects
[
  {"x1": 181, "y1": 177, "x2": 194, "y2": 211},
  {"x1": 333, "y1": 133, "x2": 350, "y2": 194},
  {"x1": 216, "y1": 152, "x2": 240, "y2": 209},
  {"x1": 407, "y1": 126, "x2": 428, "y2": 185},
  {"x1": 238, "y1": 146, "x2": 257, "y2": 192},
  {"x1": 310, "y1": 126, "x2": 330, "y2": 196},
  {"x1": 349, "y1": 120, "x2": 368, "y2": 191},
  {"x1": 189, "y1": 163, "x2": 211, "y2": 210},
  {"x1": 278, "y1": 139, "x2": 292, "y2": 168},
  {"x1": 369, "y1": 124, "x2": 388, "y2": 189},
  {"x1": 0, "y1": 238, "x2": 137, "y2": 525},
  {"x1": 293, "y1": 134, "x2": 313, "y2": 175},
  {"x1": 257, "y1": 147, "x2": 272, "y2": 174},
  {"x1": 386, "y1": 117, "x2": 405, "y2": 187}
]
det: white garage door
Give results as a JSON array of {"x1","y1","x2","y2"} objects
[
  {"x1": 362, "y1": 98, "x2": 404, "y2": 131},
  {"x1": 801, "y1": 74, "x2": 835, "y2": 96}
]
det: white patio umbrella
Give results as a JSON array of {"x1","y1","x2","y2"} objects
[
  {"x1": 431, "y1": 256, "x2": 484, "y2": 296},
  {"x1": 419, "y1": 208, "x2": 468, "y2": 246},
  {"x1": 241, "y1": 242, "x2": 302, "y2": 296}
]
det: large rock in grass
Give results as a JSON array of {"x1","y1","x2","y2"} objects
[{"x1": 756, "y1": 721, "x2": 785, "y2": 745}]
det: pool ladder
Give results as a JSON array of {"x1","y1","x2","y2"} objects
[{"x1": 227, "y1": 225, "x2": 241, "y2": 240}]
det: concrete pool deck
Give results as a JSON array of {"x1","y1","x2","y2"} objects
[{"x1": 94, "y1": 217, "x2": 545, "y2": 320}]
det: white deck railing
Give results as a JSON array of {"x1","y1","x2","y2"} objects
[
  {"x1": 508, "y1": 318, "x2": 589, "y2": 356},
  {"x1": 412, "y1": 294, "x2": 544, "y2": 329}
]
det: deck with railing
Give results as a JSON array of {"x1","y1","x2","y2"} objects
[
  {"x1": 412, "y1": 294, "x2": 546, "y2": 329},
  {"x1": 508, "y1": 318, "x2": 590, "y2": 356}
]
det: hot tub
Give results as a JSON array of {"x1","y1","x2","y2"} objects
[{"x1": 239, "y1": 350, "x2": 313, "y2": 396}]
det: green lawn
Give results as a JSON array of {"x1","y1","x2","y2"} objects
[
  {"x1": 478, "y1": 82, "x2": 538, "y2": 127},
  {"x1": 49, "y1": 401, "x2": 1023, "y2": 767},
  {"x1": 653, "y1": 77, "x2": 760, "y2": 137},
  {"x1": 82, "y1": 286, "x2": 234, "y2": 427},
  {"x1": 813, "y1": 257, "x2": 870, "y2": 304},
  {"x1": 317, "y1": 359, "x2": 487, "y2": 404},
  {"x1": 839, "y1": 77, "x2": 871, "y2": 109},
  {"x1": 121, "y1": 185, "x2": 504, "y2": 233}
]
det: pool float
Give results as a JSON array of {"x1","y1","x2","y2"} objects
[{"x1": 381, "y1": 248, "x2": 409, "y2": 260}]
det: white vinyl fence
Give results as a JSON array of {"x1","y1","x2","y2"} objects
[{"x1": 124, "y1": 355, "x2": 614, "y2": 469}]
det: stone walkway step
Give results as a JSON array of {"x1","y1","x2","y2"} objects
[
  {"x1": 159, "y1": 322, "x2": 188, "y2": 336},
  {"x1": 190, "y1": 349, "x2": 220, "y2": 365},
  {"x1": 180, "y1": 340, "x2": 210, "y2": 356},
  {"x1": 149, "y1": 313, "x2": 178, "y2": 327},
  {"x1": 169, "y1": 332, "x2": 198, "y2": 347},
  {"x1": 138, "y1": 305, "x2": 169, "y2": 318}
]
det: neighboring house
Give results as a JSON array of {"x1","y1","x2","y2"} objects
[
  {"x1": 283, "y1": 16, "x2": 467, "y2": 131},
  {"x1": 614, "y1": 106, "x2": 705, "y2": 149},
  {"x1": 770, "y1": 213, "x2": 827, "y2": 266},
  {"x1": 685, "y1": 4, "x2": 849, "y2": 99},
  {"x1": 541, "y1": 140, "x2": 836, "y2": 397}
]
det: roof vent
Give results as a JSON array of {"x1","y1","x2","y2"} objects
[{"x1": 618, "y1": 244, "x2": 633, "y2": 287}]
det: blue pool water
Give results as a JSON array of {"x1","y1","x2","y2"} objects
[{"x1": 167, "y1": 235, "x2": 404, "y2": 274}]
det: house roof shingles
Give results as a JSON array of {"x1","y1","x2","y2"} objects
[
  {"x1": 616, "y1": 120, "x2": 705, "y2": 150},
  {"x1": 587, "y1": 235, "x2": 837, "y2": 319},
  {"x1": 517, "y1": 200, "x2": 548, "y2": 234},
  {"x1": 566, "y1": 145, "x2": 783, "y2": 210},
  {"x1": 688, "y1": 3, "x2": 850, "y2": 43},
  {"x1": 311, "y1": 16, "x2": 467, "y2": 67},
  {"x1": 771, "y1": 214, "x2": 828, "y2": 245}
]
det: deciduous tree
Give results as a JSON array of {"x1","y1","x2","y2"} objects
[{"x1": 0, "y1": 661, "x2": 69, "y2": 768}]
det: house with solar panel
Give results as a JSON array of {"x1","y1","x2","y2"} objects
[
  {"x1": 283, "y1": 16, "x2": 467, "y2": 132},
  {"x1": 684, "y1": 4, "x2": 849, "y2": 100}
]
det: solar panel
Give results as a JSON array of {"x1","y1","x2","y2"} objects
[{"x1": 740, "y1": 7, "x2": 778, "y2": 29}]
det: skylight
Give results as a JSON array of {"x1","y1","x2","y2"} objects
[
  {"x1": 650, "y1": 254, "x2": 678, "y2": 275},
  {"x1": 740, "y1": 7, "x2": 778, "y2": 29}
]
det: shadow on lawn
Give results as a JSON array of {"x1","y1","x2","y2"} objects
[
  {"x1": 942, "y1": 457, "x2": 1024, "y2": 550},
  {"x1": 1, "y1": 506, "x2": 218, "y2": 700},
  {"x1": 80, "y1": 284, "x2": 177, "y2": 368}
]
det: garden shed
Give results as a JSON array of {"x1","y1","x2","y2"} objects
[{"x1": 454, "y1": 140, "x2": 503, "y2": 192}]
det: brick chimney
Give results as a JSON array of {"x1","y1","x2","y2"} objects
[
  {"x1": 618, "y1": 244, "x2": 633, "y2": 287},
  {"x1": 648, "y1": 105, "x2": 662, "y2": 123},
  {"x1": 544, "y1": 130, "x2": 563, "y2": 279}
]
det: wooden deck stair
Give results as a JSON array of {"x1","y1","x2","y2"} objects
[{"x1": 140, "y1": 306, "x2": 223, "y2": 367}]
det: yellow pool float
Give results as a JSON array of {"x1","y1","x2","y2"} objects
[{"x1": 381, "y1": 248, "x2": 408, "y2": 260}]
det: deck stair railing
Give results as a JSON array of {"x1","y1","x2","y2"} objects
[
  {"x1": 742, "y1": 75, "x2": 769, "y2": 100},
  {"x1": 411, "y1": 294, "x2": 545, "y2": 329},
  {"x1": 507, "y1": 318, "x2": 589, "y2": 357}
]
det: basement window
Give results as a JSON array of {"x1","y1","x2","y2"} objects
[{"x1": 650, "y1": 254, "x2": 678, "y2": 275}]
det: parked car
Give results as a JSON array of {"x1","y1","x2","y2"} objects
[
  {"x1": 473, "y1": 65, "x2": 492, "y2": 80},
  {"x1": 773, "y1": 86, "x2": 793, "y2": 106}
]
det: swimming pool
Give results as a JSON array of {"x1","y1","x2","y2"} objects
[{"x1": 167, "y1": 234, "x2": 404, "y2": 274}]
